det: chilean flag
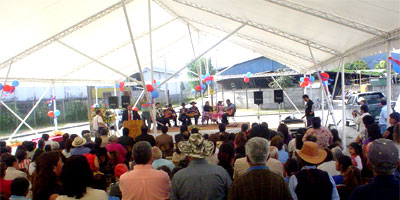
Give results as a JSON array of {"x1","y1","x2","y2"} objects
[{"x1": 389, "y1": 54, "x2": 400, "y2": 74}]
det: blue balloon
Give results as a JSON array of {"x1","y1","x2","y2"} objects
[
  {"x1": 310, "y1": 76, "x2": 315, "y2": 82},
  {"x1": 300, "y1": 77, "x2": 304, "y2": 82},
  {"x1": 206, "y1": 80, "x2": 211, "y2": 85},
  {"x1": 201, "y1": 75, "x2": 206, "y2": 80},
  {"x1": 201, "y1": 84, "x2": 206, "y2": 89},
  {"x1": 11, "y1": 80, "x2": 19, "y2": 87},
  {"x1": 206, "y1": 73, "x2": 210, "y2": 77},
  {"x1": 151, "y1": 90, "x2": 159, "y2": 98},
  {"x1": 54, "y1": 110, "x2": 61, "y2": 117},
  {"x1": 156, "y1": 81, "x2": 161, "y2": 85},
  {"x1": 0, "y1": 83, "x2": 2, "y2": 90},
  {"x1": 115, "y1": 83, "x2": 120, "y2": 88},
  {"x1": 191, "y1": 90, "x2": 196, "y2": 94}
]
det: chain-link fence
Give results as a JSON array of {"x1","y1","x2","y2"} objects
[{"x1": 0, "y1": 98, "x2": 88, "y2": 133}]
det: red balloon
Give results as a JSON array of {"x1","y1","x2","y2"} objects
[
  {"x1": 48, "y1": 111, "x2": 55, "y2": 117},
  {"x1": 2, "y1": 85, "x2": 11, "y2": 92},
  {"x1": 320, "y1": 72, "x2": 329, "y2": 81},
  {"x1": 244, "y1": 77, "x2": 249, "y2": 83},
  {"x1": 133, "y1": 107, "x2": 138, "y2": 111},
  {"x1": 195, "y1": 85, "x2": 201, "y2": 91},
  {"x1": 146, "y1": 84, "x2": 154, "y2": 92},
  {"x1": 203, "y1": 79, "x2": 207, "y2": 83},
  {"x1": 209, "y1": 76, "x2": 214, "y2": 80},
  {"x1": 153, "y1": 80, "x2": 156, "y2": 84},
  {"x1": 300, "y1": 82, "x2": 306, "y2": 88},
  {"x1": 304, "y1": 77, "x2": 310, "y2": 82},
  {"x1": 303, "y1": 81, "x2": 310, "y2": 86}
]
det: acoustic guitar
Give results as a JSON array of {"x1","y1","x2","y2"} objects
[{"x1": 225, "y1": 107, "x2": 234, "y2": 116}]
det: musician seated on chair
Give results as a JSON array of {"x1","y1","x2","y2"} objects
[
  {"x1": 188, "y1": 101, "x2": 201, "y2": 125},
  {"x1": 122, "y1": 105, "x2": 141, "y2": 124},
  {"x1": 154, "y1": 103, "x2": 167, "y2": 130},
  {"x1": 222, "y1": 99, "x2": 236, "y2": 125},
  {"x1": 202, "y1": 101, "x2": 213, "y2": 125},
  {"x1": 178, "y1": 103, "x2": 190, "y2": 125},
  {"x1": 164, "y1": 104, "x2": 178, "y2": 127}
]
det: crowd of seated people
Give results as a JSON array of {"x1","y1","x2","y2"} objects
[{"x1": 0, "y1": 111, "x2": 399, "y2": 200}]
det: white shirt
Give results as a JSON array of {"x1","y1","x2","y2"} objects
[
  {"x1": 62, "y1": 149, "x2": 71, "y2": 159},
  {"x1": 56, "y1": 187, "x2": 108, "y2": 200},
  {"x1": 317, "y1": 160, "x2": 340, "y2": 176},
  {"x1": 4, "y1": 167, "x2": 28, "y2": 180},
  {"x1": 92, "y1": 115, "x2": 104, "y2": 131},
  {"x1": 28, "y1": 162, "x2": 36, "y2": 176},
  {"x1": 354, "y1": 112, "x2": 370, "y2": 132}
]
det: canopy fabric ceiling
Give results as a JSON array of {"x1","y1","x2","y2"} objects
[{"x1": 1, "y1": 0, "x2": 399, "y2": 86}]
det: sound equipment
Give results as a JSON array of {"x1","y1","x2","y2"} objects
[
  {"x1": 121, "y1": 96, "x2": 130, "y2": 108},
  {"x1": 254, "y1": 91, "x2": 263, "y2": 105},
  {"x1": 108, "y1": 96, "x2": 118, "y2": 109},
  {"x1": 274, "y1": 90, "x2": 284, "y2": 103}
]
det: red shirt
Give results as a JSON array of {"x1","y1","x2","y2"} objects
[
  {"x1": 84, "y1": 153, "x2": 97, "y2": 172},
  {"x1": 0, "y1": 179, "x2": 12, "y2": 198}
]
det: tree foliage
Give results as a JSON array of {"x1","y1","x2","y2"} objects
[
  {"x1": 187, "y1": 58, "x2": 216, "y2": 90},
  {"x1": 268, "y1": 76, "x2": 296, "y2": 88},
  {"x1": 374, "y1": 60, "x2": 386, "y2": 69},
  {"x1": 345, "y1": 60, "x2": 368, "y2": 70}
]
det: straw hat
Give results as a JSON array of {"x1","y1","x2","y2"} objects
[
  {"x1": 72, "y1": 136, "x2": 87, "y2": 147},
  {"x1": 190, "y1": 101, "x2": 197, "y2": 105},
  {"x1": 178, "y1": 133, "x2": 214, "y2": 158},
  {"x1": 296, "y1": 141, "x2": 327, "y2": 164}
]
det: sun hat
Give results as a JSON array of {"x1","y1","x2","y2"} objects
[
  {"x1": 296, "y1": 141, "x2": 327, "y2": 164},
  {"x1": 368, "y1": 138, "x2": 398, "y2": 173},
  {"x1": 190, "y1": 101, "x2": 197, "y2": 105},
  {"x1": 72, "y1": 136, "x2": 87, "y2": 147},
  {"x1": 178, "y1": 133, "x2": 214, "y2": 158},
  {"x1": 114, "y1": 164, "x2": 128, "y2": 178}
]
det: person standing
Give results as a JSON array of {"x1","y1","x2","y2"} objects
[
  {"x1": 301, "y1": 95, "x2": 314, "y2": 128},
  {"x1": 222, "y1": 99, "x2": 236, "y2": 125},
  {"x1": 122, "y1": 105, "x2": 140, "y2": 123},
  {"x1": 120, "y1": 141, "x2": 170, "y2": 200},
  {"x1": 140, "y1": 96, "x2": 152, "y2": 129},
  {"x1": 170, "y1": 133, "x2": 231, "y2": 200},
  {"x1": 379, "y1": 99, "x2": 393, "y2": 135},
  {"x1": 93, "y1": 110, "x2": 107, "y2": 136},
  {"x1": 228, "y1": 137, "x2": 292, "y2": 200}
]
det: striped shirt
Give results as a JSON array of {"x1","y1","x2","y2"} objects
[{"x1": 18, "y1": 159, "x2": 30, "y2": 170}]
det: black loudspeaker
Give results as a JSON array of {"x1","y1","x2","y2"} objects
[
  {"x1": 274, "y1": 90, "x2": 284, "y2": 103},
  {"x1": 108, "y1": 96, "x2": 118, "y2": 109},
  {"x1": 254, "y1": 91, "x2": 263, "y2": 105},
  {"x1": 121, "y1": 96, "x2": 130, "y2": 108}
]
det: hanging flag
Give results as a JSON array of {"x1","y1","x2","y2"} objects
[{"x1": 388, "y1": 57, "x2": 400, "y2": 74}]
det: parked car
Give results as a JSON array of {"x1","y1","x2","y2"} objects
[{"x1": 345, "y1": 92, "x2": 383, "y2": 126}]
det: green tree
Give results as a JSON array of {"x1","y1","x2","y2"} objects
[
  {"x1": 344, "y1": 60, "x2": 368, "y2": 70},
  {"x1": 268, "y1": 76, "x2": 296, "y2": 88},
  {"x1": 187, "y1": 58, "x2": 216, "y2": 90},
  {"x1": 374, "y1": 60, "x2": 386, "y2": 69}
]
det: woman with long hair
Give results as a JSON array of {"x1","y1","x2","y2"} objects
[
  {"x1": 57, "y1": 155, "x2": 107, "y2": 199},
  {"x1": 338, "y1": 165, "x2": 363, "y2": 200},
  {"x1": 277, "y1": 123, "x2": 291, "y2": 145},
  {"x1": 28, "y1": 148, "x2": 44, "y2": 176},
  {"x1": 234, "y1": 132, "x2": 247, "y2": 160},
  {"x1": 32, "y1": 152, "x2": 63, "y2": 200},
  {"x1": 61, "y1": 138, "x2": 72, "y2": 159},
  {"x1": 217, "y1": 143, "x2": 235, "y2": 179}
]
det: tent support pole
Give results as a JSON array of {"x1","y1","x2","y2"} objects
[
  {"x1": 113, "y1": 84, "x2": 117, "y2": 96},
  {"x1": 147, "y1": 0, "x2": 157, "y2": 134},
  {"x1": 7, "y1": 87, "x2": 50, "y2": 142},
  {"x1": 0, "y1": 101, "x2": 37, "y2": 136},
  {"x1": 121, "y1": 0, "x2": 155, "y2": 131},
  {"x1": 52, "y1": 84, "x2": 58, "y2": 131},
  {"x1": 95, "y1": 87, "x2": 98, "y2": 104},
  {"x1": 386, "y1": 41, "x2": 391, "y2": 125},
  {"x1": 271, "y1": 76, "x2": 301, "y2": 114},
  {"x1": 156, "y1": 23, "x2": 247, "y2": 88},
  {"x1": 0, "y1": 62, "x2": 12, "y2": 100},
  {"x1": 57, "y1": 41, "x2": 143, "y2": 86},
  {"x1": 341, "y1": 58, "x2": 346, "y2": 150},
  {"x1": 134, "y1": 89, "x2": 145, "y2": 108}
]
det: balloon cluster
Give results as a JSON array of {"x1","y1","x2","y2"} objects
[
  {"x1": 319, "y1": 72, "x2": 333, "y2": 86},
  {"x1": 299, "y1": 76, "x2": 315, "y2": 88},
  {"x1": 243, "y1": 72, "x2": 252, "y2": 83},
  {"x1": 91, "y1": 103, "x2": 100, "y2": 110},
  {"x1": 0, "y1": 80, "x2": 19, "y2": 96},
  {"x1": 201, "y1": 73, "x2": 214, "y2": 85},
  {"x1": 47, "y1": 96, "x2": 56, "y2": 107},
  {"x1": 146, "y1": 83, "x2": 159, "y2": 99},
  {"x1": 48, "y1": 110, "x2": 61, "y2": 118},
  {"x1": 195, "y1": 84, "x2": 206, "y2": 91},
  {"x1": 115, "y1": 82, "x2": 125, "y2": 92}
]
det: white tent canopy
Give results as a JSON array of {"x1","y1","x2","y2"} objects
[{"x1": 1, "y1": 0, "x2": 400, "y2": 86}]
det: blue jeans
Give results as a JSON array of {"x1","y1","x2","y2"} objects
[
  {"x1": 379, "y1": 124, "x2": 387, "y2": 135},
  {"x1": 141, "y1": 111, "x2": 151, "y2": 128}
]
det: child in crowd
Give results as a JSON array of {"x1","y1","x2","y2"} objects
[
  {"x1": 10, "y1": 178, "x2": 30, "y2": 200},
  {"x1": 348, "y1": 142, "x2": 363, "y2": 171}
]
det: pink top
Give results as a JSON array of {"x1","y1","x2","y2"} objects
[
  {"x1": 106, "y1": 143, "x2": 127, "y2": 164},
  {"x1": 303, "y1": 127, "x2": 333, "y2": 149},
  {"x1": 119, "y1": 164, "x2": 170, "y2": 200}
]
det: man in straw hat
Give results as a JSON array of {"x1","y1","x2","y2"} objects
[
  {"x1": 349, "y1": 138, "x2": 399, "y2": 200},
  {"x1": 70, "y1": 136, "x2": 91, "y2": 156},
  {"x1": 288, "y1": 141, "x2": 339, "y2": 200},
  {"x1": 228, "y1": 137, "x2": 292, "y2": 200},
  {"x1": 170, "y1": 133, "x2": 231, "y2": 200}
]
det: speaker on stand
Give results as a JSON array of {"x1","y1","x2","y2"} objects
[
  {"x1": 121, "y1": 96, "x2": 130, "y2": 109},
  {"x1": 108, "y1": 96, "x2": 118, "y2": 109},
  {"x1": 254, "y1": 91, "x2": 263, "y2": 123},
  {"x1": 274, "y1": 90, "x2": 284, "y2": 123}
]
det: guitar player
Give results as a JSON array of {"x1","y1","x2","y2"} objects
[
  {"x1": 188, "y1": 101, "x2": 200, "y2": 125},
  {"x1": 222, "y1": 99, "x2": 236, "y2": 125},
  {"x1": 164, "y1": 104, "x2": 178, "y2": 127}
]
